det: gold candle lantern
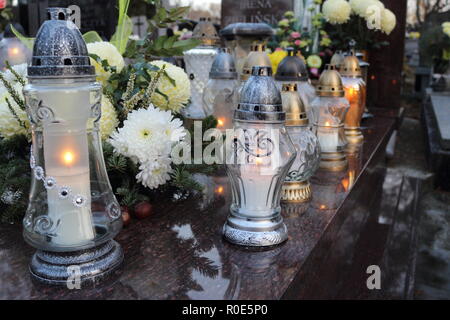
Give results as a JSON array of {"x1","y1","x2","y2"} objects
[
  {"x1": 234, "y1": 42, "x2": 272, "y2": 102},
  {"x1": 339, "y1": 51, "x2": 367, "y2": 144},
  {"x1": 310, "y1": 65, "x2": 350, "y2": 172},
  {"x1": 281, "y1": 83, "x2": 320, "y2": 203}
]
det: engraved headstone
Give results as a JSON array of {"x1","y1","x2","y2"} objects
[
  {"x1": 221, "y1": 0, "x2": 294, "y2": 27},
  {"x1": 25, "y1": 0, "x2": 117, "y2": 38}
]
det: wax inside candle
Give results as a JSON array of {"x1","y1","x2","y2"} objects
[
  {"x1": 317, "y1": 121, "x2": 339, "y2": 152},
  {"x1": 44, "y1": 124, "x2": 95, "y2": 247}
]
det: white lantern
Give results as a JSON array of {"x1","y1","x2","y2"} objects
[
  {"x1": 23, "y1": 8, "x2": 123, "y2": 285},
  {"x1": 182, "y1": 18, "x2": 219, "y2": 120}
]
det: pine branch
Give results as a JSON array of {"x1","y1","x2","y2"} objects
[
  {"x1": 5, "y1": 97, "x2": 27, "y2": 130},
  {"x1": 0, "y1": 72, "x2": 26, "y2": 111},
  {"x1": 5, "y1": 61, "x2": 26, "y2": 86}
]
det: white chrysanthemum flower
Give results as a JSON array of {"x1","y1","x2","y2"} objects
[
  {"x1": 149, "y1": 60, "x2": 190, "y2": 113},
  {"x1": 380, "y1": 8, "x2": 396, "y2": 35},
  {"x1": 136, "y1": 156, "x2": 172, "y2": 189},
  {"x1": 322, "y1": 0, "x2": 352, "y2": 25},
  {"x1": 3, "y1": 63, "x2": 28, "y2": 83},
  {"x1": 350, "y1": 0, "x2": 384, "y2": 18},
  {"x1": 0, "y1": 83, "x2": 29, "y2": 138},
  {"x1": 87, "y1": 42, "x2": 125, "y2": 84},
  {"x1": 109, "y1": 105, "x2": 185, "y2": 164},
  {"x1": 99, "y1": 95, "x2": 119, "y2": 140}
]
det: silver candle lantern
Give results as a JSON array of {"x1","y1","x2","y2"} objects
[
  {"x1": 275, "y1": 48, "x2": 316, "y2": 117},
  {"x1": 203, "y1": 48, "x2": 238, "y2": 131},
  {"x1": 182, "y1": 18, "x2": 220, "y2": 120},
  {"x1": 280, "y1": 83, "x2": 320, "y2": 203},
  {"x1": 22, "y1": 8, "x2": 123, "y2": 285},
  {"x1": 223, "y1": 66, "x2": 297, "y2": 247}
]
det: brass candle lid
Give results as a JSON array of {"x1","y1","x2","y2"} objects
[
  {"x1": 339, "y1": 50, "x2": 362, "y2": 78},
  {"x1": 281, "y1": 83, "x2": 308, "y2": 126},
  {"x1": 241, "y1": 42, "x2": 271, "y2": 81},
  {"x1": 316, "y1": 65, "x2": 345, "y2": 97},
  {"x1": 192, "y1": 17, "x2": 220, "y2": 46}
]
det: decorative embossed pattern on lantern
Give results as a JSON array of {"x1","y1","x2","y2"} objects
[{"x1": 223, "y1": 66, "x2": 296, "y2": 247}]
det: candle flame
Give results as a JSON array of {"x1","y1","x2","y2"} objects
[
  {"x1": 319, "y1": 204, "x2": 327, "y2": 210},
  {"x1": 9, "y1": 47, "x2": 20, "y2": 56},
  {"x1": 324, "y1": 121, "x2": 331, "y2": 126},
  {"x1": 255, "y1": 157, "x2": 263, "y2": 165},
  {"x1": 215, "y1": 186, "x2": 224, "y2": 194},
  {"x1": 217, "y1": 118, "x2": 225, "y2": 127},
  {"x1": 62, "y1": 151, "x2": 75, "y2": 165}
]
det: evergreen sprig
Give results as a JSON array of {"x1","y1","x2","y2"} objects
[{"x1": 0, "y1": 71, "x2": 26, "y2": 111}]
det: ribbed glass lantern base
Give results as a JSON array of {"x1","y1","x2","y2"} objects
[
  {"x1": 29, "y1": 240, "x2": 123, "y2": 286},
  {"x1": 281, "y1": 180, "x2": 312, "y2": 203},
  {"x1": 345, "y1": 127, "x2": 364, "y2": 144},
  {"x1": 319, "y1": 152, "x2": 349, "y2": 172},
  {"x1": 223, "y1": 214, "x2": 288, "y2": 247}
]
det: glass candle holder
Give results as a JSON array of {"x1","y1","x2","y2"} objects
[
  {"x1": 0, "y1": 24, "x2": 31, "y2": 70},
  {"x1": 220, "y1": 23, "x2": 273, "y2": 75},
  {"x1": 223, "y1": 66, "x2": 296, "y2": 247},
  {"x1": 203, "y1": 48, "x2": 238, "y2": 131},
  {"x1": 182, "y1": 18, "x2": 219, "y2": 120},
  {"x1": 22, "y1": 8, "x2": 123, "y2": 286},
  {"x1": 311, "y1": 65, "x2": 350, "y2": 172},
  {"x1": 280, "y1": 83, "x2": 320, "y2": 203},
  {"x1": 275, "y1": 48, "x2": 316, "y2": 119}
]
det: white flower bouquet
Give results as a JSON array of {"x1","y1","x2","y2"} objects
[{"x1": 0, "y1": 1, "x2": 217, "y2": 224}]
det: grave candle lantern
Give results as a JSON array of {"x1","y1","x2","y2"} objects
[
  {"x1": 280, "y1": 83, "x2": 320, "y2": 203},
  {"x1": 223, "y1": 66, "x2": 296, "y2": 247},
  {"x1": 310, "y1": 65, "x2": 350, "y2": 171},
  {"x1": 339, "y1": 51, "x2": 366, "y2": 144},
  {"x1": 234, "y1": 42, "x2": 272, "y2": 103},
  {"x1": 203, "y1": 48, "x2": 238, "y2": 131},
  {"x1": 0, "y1": 24, "x2": 31, "y2": 70},
  {"x1": 275, "y1": 48, "x2": 316, "y2": 120},
  {"x1": 182, "y1": 17, "x2": 220, "y2": 120},
  {"x1": 219, "y1": 22, "x2": 273, "y2": 75},
  {"x1": 22, "y1": 8, "x2": 123, "y2": 285}
]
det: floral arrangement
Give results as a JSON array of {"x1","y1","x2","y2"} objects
[
  {"x1": 0, "y1": 0, "x2": 216, "y2": 224},
  {"x1": 323, "y1": 0, "x2": 397, "y2": 50},
  {"x1": 269, "y1": 5, "x2": 333, "y2": 78}
]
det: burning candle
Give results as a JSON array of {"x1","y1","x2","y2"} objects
[
  {"x1": 317, "y1": 121, "x2": 339, "y2": 152},
  {"x1": 310, "y1": 65, "x2": 350, "y2": 171},
  {"x1": 44, "y1": 127, "x2": 94, "y2": 247},
  {"x1": 340, "y1": 51, "x2": 366, "y2": 144}
]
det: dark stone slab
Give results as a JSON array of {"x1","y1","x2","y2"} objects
[
  {"x1": 421, "y1": 95, "x2": 450, "y2": 191},
  {"x1": 430, "y1": 94, "x2": 450, "y2": 150},
  {"x1": 0, "y1": 116, "x2": 405, "y2": 300}
]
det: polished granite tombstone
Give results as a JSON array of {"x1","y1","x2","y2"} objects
[{"x1": 0, "y1": 115, "x2": 418, "y2": 300}]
